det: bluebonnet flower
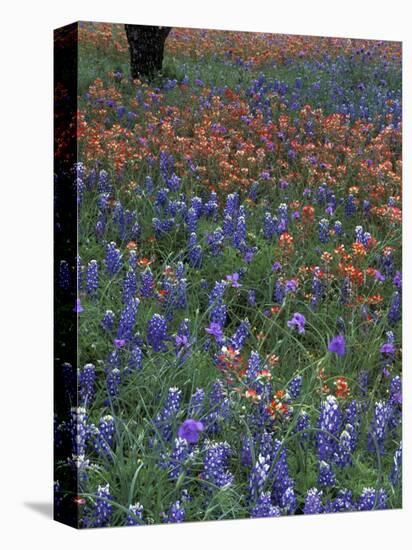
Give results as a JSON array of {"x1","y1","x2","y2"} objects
[
  {"x1": 328, "y1": 335, "x2": 346, "y2": 356},
  {"x1": 140, "y1": 267, "x2": 154, "y2": 298},
  {"x1": 166, "y1": 437, "x2": 190, "y2": 479},
  {"x1": 106, "y1": 368, "x2": 121, "y2": 399},
  {"x1": 113, "y1": 202, "x2": 126, "y2": 240},
  {"x1": 154, "y1": 387, "x2": 182, "y2": 441},
  {"x1": 316, "y1": 395, "x2": 342, "y2": 461},
  {"x1": 208, "y1": 280, "x2": 226, "y2": 305},
  {"x1": 329, "y1": 489, "x2": 354, "y2": 513},
  {"x1": 188, "y1": 388, "x2": 205, "y2": 418},
  {"x1": 246, "y1": 246, "x2": 260, "y2": 268},
  {"x1": 229, "y1": 319, "x2": 250, "y2": 350},
  {"x1": 246, "y1": 351, "x2": 261, "y2": 384},
  {"x1": 273, "y1": 279, "x2": 285, "y2": 304},
  {"x1": 186, "y1": 206, "x2": 198, "y2": 233},
  {"x1": 224, "y1": 192, "x2": 239, "y2": 217},
  {"x1": 288, "y1": 375, "x2": 302, "y2": 399},
  {"x1": 263, "y1": 212, "x2": 277, "y2": 240},
  {"x1": 367, "y1": 401, "x2": 391, "y2": 455},
  {"x1": 84, "y1": 484, "x2": 113, "y2": 528},
  {"x1": 247, "y1": 289, "x2": 256, "y2": 306},
  {"x1": 223, "y1": 214, "x2": 235, "y2": 239},
  {"x1": 147, "y1": 313, "x2": 168, "y2": 352},
  {"x1": 318, "y1": 218, "x2": 330, "y2": 243},
  {"x1": 334, "y1": 425, "x2": 356, "y2": 468},
  {"x1": 390, "y1": 442, "x2": 402, "y2": 486},
  {"x1": 294, "y1": 412, "x2": 310, "y2": 448},
  {"x1": 69, "y1": 406, "x2": 89, "y2": 456},
  {"x1": 334, "y1": 220, "x2": 343, "y2": 236},
  {"x1": 233, "y1": 215, "x2": 247, "y2": 250},
  {"x1": 344, "y1": 194, "x2": 356, "y2": 217},
  {"x1": 241, "y1": 435, "x2": 253, "y2": 467},
  {"x1": 107, "y1": 348, "x2": 120, "y2": 369},
  {"x1": 85, "y1": 260, "x2": 99, "y2": 295},
  {"x1": 164, "y1": 500, "x2": 185, "y2": 523},
  {"x1": 303, "y1": 488, "x2": 323, "y2": 515},
  {"x1": 389, "y1": 375, "x2": 402, "y2": 406},
  {"x1": 271, "y1": 440, "x2": 295, "y2": 508},
  {"x1": 175, "y1": 278, "x2": 188, "y2": 309},
  {"x1": 202, "y1": 441, "x2": 234, "y2": 489},
  {"x1": 311, "y1": 270, "x2": 323, "y2": 308},
  {"x1": 188, "y1": 232, "x2": 202, "y2": 267},
  {"x1": 210, "y1": 303, "x2": 227, "y2": 328},
  {"x1": 101, "y1": 310, "x2": 115, "y2": 332},
  {"x1": 249, "y1": 454, "x2": 271, "y2": 502},
  {"x1": 175, "y1": 319, "x2": 191, "y2": 351},
  {"x1": 104, "y1": 242, "x2": 122, "y2": 276},
  {"x1": 178, "y1": 419, "x2": 204, "y2": 444},
  {"x1": 92, "y1": 415, "x2": 115, "y2": 458},
  {"x1": 281, "y1": 486, "x2": 297, "y2": 514},
  {"x1": 357, "y1": 488, "x2": 388, "y2": 511},
  {"x1": 97, "y1": 169, "x2": 110, "y2": 193},
  {"x1": 79, "y1": 363, "x2": 96, "y2": 405},
  {"x1": 204, "y1": 196, "x2": 218, "y2": 222},
  {"x1": 388, "y1": 291, "x2": 401, "y2": 325},
  {"x1": 122, "y1": 269, "x2": 137, "y2": 303},
  {"x1": 318, "y1": 461, "x2": 336, "y2": 487},
  {"x1": 206, "y1": 228, "x2": 224, "y2": 256},
  {"x1": 250, "y1": 492, "x2": 281, "y2": 518},
  {"x1": 95, "y1": 213, "x2": 106, "y2": 241},
  {"x1": 127, "y1": 345, "x2": 143, "y2": 372},
  {"x1": 393, "y1": 271, "x2": 402, "y2": 290},
  {"x1": 127, "y1": 503, "x2": 144, "y2": 526},
  {"x1": 117, "y1": 297, "x2": 140, "y2": 341},
  {"x1": 128, "y1": 250, "x2": 137, "y2": 271},
  {"x1": 155, "y1": 187, "x2": 169, "y2": 208},
  {"x1": 130, "y1": 221, "x2": 141, "y2": 241},
  {"x1": 287, "y1": 313, "x2": 306, "y2": 334},
  {"x1": 358, "y1": 370, "x2": 369, "y2": 396},
  {"x1": 175, "y1": 261, "x2": 185, "y2": 280}
]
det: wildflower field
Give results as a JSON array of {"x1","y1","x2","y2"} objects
[{"x1": 55, "y1": 23, "x2": 402, "y2": 527}]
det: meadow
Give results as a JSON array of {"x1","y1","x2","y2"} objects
[{"x1": 55, "y1": 23, "x2": 402, "y2": 526}]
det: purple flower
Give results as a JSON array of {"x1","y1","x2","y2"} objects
[
  {"x1": 175, "y1": 334, "x2": 189, "y2": 348},
  {"x1": 114, "y1": 338, "x2": 126, "y2": 348},
  {"x1": 285, "y1": 279, "x2": 298, "y2": 294},
  {"x1": 147, "y1": 313, "x2": 168, "y2": 352},
  {"x1": 178, "y1": 419, "x2": 204, "y2": 443},
  {"x1": 226, "y1": 272, "x2": 241, "y2": 288},
  {"x1": 328, "y1": 335, "x2": 346, "y2": 357},
  {"x1": 374, "y1": 270, "x2": 385, "y2": 282},
  {"x1": 73, "y1": 298, "x2": 84, "y2": 313},
  {"x1": 287, "y1": 312, "x2": 306, "y2": 334},
  {"x1": 272, "y1": 261, "x2": 282, "y2": 272},
  {"x1": 380, "y1": 343, "x2": 395, "y2": 354},
  {"x1": 205, "y1": 322, "x2": 224, "y2": 342}
]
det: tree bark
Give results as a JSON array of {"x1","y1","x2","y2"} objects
[{"x1": 125, "y1": 25, "x2": 171, "y2": 79}]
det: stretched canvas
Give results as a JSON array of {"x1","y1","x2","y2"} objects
[{"x1": 54, "y1": 22, "x2": 402, "y2": 528}]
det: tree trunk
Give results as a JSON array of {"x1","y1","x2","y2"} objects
[{"x1": 125, "y1": 25, "x2": 171, "y2": 79}]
